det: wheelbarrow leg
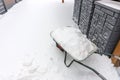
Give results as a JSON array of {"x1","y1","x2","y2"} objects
[
  {"x1": 63, "y1": 52, "x2": 107, "y2": 80},
  {"x1": 64, "y1": 52, "x2": 75, "y2": 67}
]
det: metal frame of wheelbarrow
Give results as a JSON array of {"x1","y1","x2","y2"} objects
[
  {"x1": 51, "y1": 33, "x2": 120, "y2": 80},
  {"x1": 55, "y1": 41, "x2": 107, "y2": 80}
]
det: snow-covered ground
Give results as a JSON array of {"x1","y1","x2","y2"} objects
[{"x1": 0, "y1": 0, "x2": 119, "y2": 80}]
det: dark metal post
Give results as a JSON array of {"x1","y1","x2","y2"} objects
[{"x1": 1, "y1": 0, "x2": 7, "y2": 12}]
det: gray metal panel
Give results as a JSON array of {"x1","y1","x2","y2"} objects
[
  {"x1": 79, "y1": 0, "x2": 97, "y2": 35},
  {"x1": 88, "y1": 1, "x2": 120, "y2": 55},
  {"x1": 0, "y1": 0, "x2": 7, "y2": 14},
  {"x1": 73, "y1": 0, "x2": 82, "y2": 25}
]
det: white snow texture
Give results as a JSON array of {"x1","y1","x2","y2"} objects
[{"x1": 0, "y1": 0, "x2": 119, "y2": 80}]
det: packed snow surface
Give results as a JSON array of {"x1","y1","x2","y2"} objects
[{"x1": 0, "y1": 0, "x2": 119, "y2": 80}]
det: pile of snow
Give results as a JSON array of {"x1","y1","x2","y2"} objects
[
  {"x1": 51, "y1": 26, "x2": 97, "y2": 61},
  {"x1": 13, "y1": 52, "x2": 120, "y2": 80},
  {"x1": 81, "y1": 54, "x2": 120, "y2": 80}
]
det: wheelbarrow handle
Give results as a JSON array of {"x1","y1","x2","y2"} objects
[{"x1": 98, "y1": 74, "x2": 107, "y2": 80}]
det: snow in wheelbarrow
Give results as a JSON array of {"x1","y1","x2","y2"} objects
[{"x1": 50, "y1": 26, "x2": 98, "y2": 61}]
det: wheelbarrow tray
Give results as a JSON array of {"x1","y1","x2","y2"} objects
[{"x1": 50, "y1": 26, "x2": 97, "y2": 61}]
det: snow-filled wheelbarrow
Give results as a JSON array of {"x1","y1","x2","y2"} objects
[{"x1": 50, "y1": 26, "x2": 120, "y2": 80}]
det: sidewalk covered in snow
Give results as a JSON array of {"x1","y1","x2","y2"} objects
[{"x1": 0, "y1": 0, "x2": 119, "y2": 80}]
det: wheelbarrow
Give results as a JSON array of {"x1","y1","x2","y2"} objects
[{"x1": 50, "y1": 26, "x2": 120, "y2": 80}]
